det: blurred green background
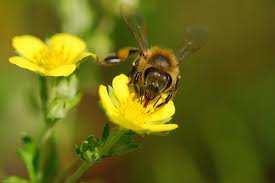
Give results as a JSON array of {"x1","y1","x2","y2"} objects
[{"x1": 0, "y1": 0, "x2": 275, "y2": 182}]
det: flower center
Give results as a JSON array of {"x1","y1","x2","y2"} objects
[
  {"x1": 117, "y1": 93, "x2": 163, "y2": 124},
  {"x1": 34, "y1": 47, "x2": 71, "y2": 69}
]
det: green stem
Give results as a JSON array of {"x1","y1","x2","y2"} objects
[
  {"x1": 37, "y1": 76, "x2": 57, "y2": 182},
  {"x1": 39, "y1": 125, "x2": 54, "y2": 145},
  {"x1": 37, "y1": 75, "x2": 55, "y2": 149},
  {"x1": 64, "y1": 161, "x2": 94, "y2": 183},
  {"x1": 64, "y1": 129, "x2": 126, "y2": 183},
  {"x1": 39, "y1": 76, "x2": 48, "y2": 123},
  {"x1": 37, "y1": 124, "x2": 53, "y2": 182},
  {"x1": 54, "y1": 159, "x2": 80, "y2": 183},
  {"x1": 25, "y1": 159, "x2": 38, "y2": 183}
]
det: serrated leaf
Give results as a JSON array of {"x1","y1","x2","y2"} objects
[
  {"x1": 81, "y1": 141, "x2": 90, "y2": 152},
  {"x1": 75, "y1": 135, "x2": 100, "y2": 161},
  {"x1": 106, "y1": 131, "x2": 141, "y2": 157},
  {"x1": 108, "y1": 142, "x2": 141, "y2": 156},
  {"x1": 3, "y1": 176, "x2": 29, "y2": 183},
  {"x1": 117, "y1": 131, "x2": 136, "y2": 144},
  {"x1": 86, "y1": 135, "x2": 97, "y2": 149}
]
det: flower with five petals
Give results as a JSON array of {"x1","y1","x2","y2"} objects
[
  {"x1": 99, "y1": 74, "x2": 178, "y2": 134},
  {"x1": 9, "y1": 33, "x2": 96, "y2": 76}
]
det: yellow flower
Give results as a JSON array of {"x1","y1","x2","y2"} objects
[
  {"x1": 9, "y1": 33, "x2": 96, "y2": 76},
  {"x1": 99, "y1": 74, "x2": 178, "y2": 134}
]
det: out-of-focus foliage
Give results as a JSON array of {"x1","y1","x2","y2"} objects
[{"x1": 0, "y1": 0, "x2": 274, "y2": 182}]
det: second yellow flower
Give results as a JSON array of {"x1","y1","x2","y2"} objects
[{"x1": 9, "y1": 33, "x2": 96, "y2": 76}]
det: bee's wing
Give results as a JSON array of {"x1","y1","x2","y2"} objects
[
  {"x1": 121, "y1": 4, "x2": 149, "y2": 53},
  {"x1": 177, "y1": 26, "x2": 208, "y2": 61}
]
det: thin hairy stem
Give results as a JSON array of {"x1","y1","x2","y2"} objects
[{"x1": 37, "y1": 76, "x2": 58, "y2": 182}]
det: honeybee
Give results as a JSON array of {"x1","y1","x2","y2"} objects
[{"x1": 97, "y1": 7, "x2": 206, "y2": 107}]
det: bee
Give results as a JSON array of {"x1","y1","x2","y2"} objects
[{"x1": 97, "y1": 7, "x2": 206, "y2": 107}]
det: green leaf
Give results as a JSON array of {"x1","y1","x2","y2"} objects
[
  {"x1": 47, "y1": 93, "x2": 82, "y2": 121},
  {"x1": 75, "y1": 135, "x2": 100, "y2": 162},
  {"x1": 107, "y1": 131, "x2": 141, "y2": 157},
  {"x1": 116, "y1": 131, "x2": 136, "y2": 144},
  {"x1": 108, "y1": 142, "x2": 141, "y2": 156},
  {"x1": 47, "y1": 75, "x2": 82, "y2": 121},
  {"x1": 86, "y1": 135, "x2": 97, "y2": 149},
  {"x1": 16, "y1": 134, "x2": 38, "y2": 182},
  {"x1": 3, "y1": 176, "x2": 29, "y2": 183}
]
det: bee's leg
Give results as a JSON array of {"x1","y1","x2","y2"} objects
[
  {"x1": 156, "y1": 75, "x2": 181, "y2": 108},
  {"x1": 156, "y1": 92, "x2": 174, "y2": 108},
  {"x1": 128, "y1": 67, "x2": 143, "y2": 102},
  {"x1": 133, "y1": 72, "x2": 144, "y2": 103},
  {"x1": 153, "y1": 96, "x2": 162, "y2": 108},
  {"x1": 97, "y1": 47, "x2": 140, "y2": 66}
]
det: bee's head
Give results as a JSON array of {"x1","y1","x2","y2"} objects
[{"x1": 143, "y1": 67, "x2": 172, "y2": 103}]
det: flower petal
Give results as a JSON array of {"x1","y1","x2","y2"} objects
[
  {"x1": 112, "y1": 74, "x2": 130, "y2": 103},
  {"x1": 9, "y1": 56, "x2": 44, "y2": 73},
  {"x1": 143, "y1": 123, "x2": 178, "y2": 133},
  {"x1": 12, "y1": 35, "x2": 46, "y2": 61},
  {"x1": 147, "y1": 101, "x2": 175, "y2": 124},
  {"x1": 75, "y1": 52, "x2": 97, "y2": 63},
  {"x1": 99, "y1": 85, "x2": 118, "y2": 117},
  {"x1": 48, "y1": 33, "x2": 87, "y2": 64},
  {"x1": 46, "y1": 64, "x2": 76, "y2": 76}
]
